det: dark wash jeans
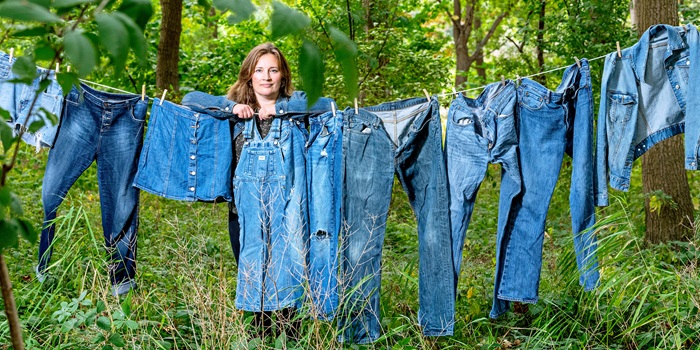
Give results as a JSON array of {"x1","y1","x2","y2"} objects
[
  {"x1": 39, "y1": 83, "x2": 147, "y2": 296},
  {"x1": 339, "y1": 97, "x2": 454, "y2": 344},
  {"x1": 444, "y1": 81, "x2": 521, "y2": 319},
  {"x1": 306, "y1": 110, "x2": 343, "y2": 320},
  {"x1": 495, "y1": 60, "x2": 600, "y2": 318}
]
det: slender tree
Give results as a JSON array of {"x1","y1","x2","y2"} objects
[
  {"x1": 157, "y1": 0, "x2": 183, "y2": 93},
  {"x1": 633, "y1": 0, "x2": 694, "y2": 243}
]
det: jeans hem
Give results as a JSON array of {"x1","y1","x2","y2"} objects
[
  {"x1": 336, "y1": 334, "x2": 380, "y2": 344},
  {"x1": 496, "y1": 294, "x2": 538, "y2": 304},
  {"x1": 35, "y1": 266, "x2": 47, "y2": 283},
  {"x1": 112, "y1": 280, "x2": 137, "y2": 296},
  {"x1": 422, "y1": 328, "x2": 453, "y2": 337}
]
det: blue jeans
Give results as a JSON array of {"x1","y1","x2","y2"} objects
[
  {"x1": 444, "y1": 81, "x2": 521, "y2": 319},
  {"x1": 233, "y1": 117, "x2": 308, "y2": 312},
  {"x1": 339, "y1": 97, "x2": 454, "y2": 343},
  {"x1": 133, "y1": 99, "x2": 233, "y2": 201},
  {"x1": 306, "y1": 110, "x2": 343, "y2": 320},
  {"x1": 39, "y1": 83, "x2": 147, "y2": 296},
  {"x1": 0, "y1": 51, "x2": 64, "y2": 149},
  {"x1": 495, "y1": 61, "x2": 599, "y2": 318}
]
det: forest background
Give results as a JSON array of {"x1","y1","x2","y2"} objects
[{"x1": 0, "y1": 0, "x2": 700, "y2": 348}]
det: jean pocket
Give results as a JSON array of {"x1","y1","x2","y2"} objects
[
  {"x1": 676, "y1": 57, "x2": 690, "y2": 84},
  {"x1": 607, "y1": 92, "x2": 636, "y2": 124},
  {"x1": 519, "y1": 90, "x2": 545, "y2": 111},
  {"x1": 131, "y1": 101, "x2": 147, "y2": 123}
]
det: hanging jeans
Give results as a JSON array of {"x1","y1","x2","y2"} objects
[
  {"x1": 133, "y1": 99, "x2": 233, "y2": 202},
  {"x1": 494, "y1": 60, "x2": 600, "y2": 318},
  {"x1": 38, "y1": 83, "x2": 147, "y2": 296},
  {"x1": 306, "y1": 110, "x2": 343, "y2": 320},
  {"x1": 0, "y1": 51, "x2": 64, "y2": 149},
  {"x1": 444, "y1": 81, "x2": 521, "y2": 318},
  {"x1": 233, "y1": 117, "x2": 308, "y2": 312},
  {"x1": 339, "y1": 97, "x2": 454, "y2": 344}
]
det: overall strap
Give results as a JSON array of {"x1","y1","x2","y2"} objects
[
  {"x1": 270, "y1": 117, "x2": 282, "y2": 141},
  {"x1": 243, "y1": 116, "x2": 257, "y2": 140}
]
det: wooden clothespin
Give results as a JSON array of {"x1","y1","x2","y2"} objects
[
  {"x1": 160, "y1": 89, "x2": 167, "y2": 106},
  {"x1": 574, "y1": 56, "x2": 581, "y2": 68},
  {"x1": 516, "y1": 75, "x2": 521, "y2": 84},
  {"x1": 141, "y1": 84, "x2": 146, "y2": 101},
  {"x1": 501, "y1": 75, "x2": 506, "y2": 86},
  {"x1": 55, "y1": 62, "x2": 59, "y2": 73},
  {"x1": 331, "y1": 101, "x2": 336, "y2": 117},
  {"x1": 422, "y1": 89, "x2": 431, "y2": 102},
  {"x1": 616, "y1": 42, "x2": 622, "y2": 58},
  {"x1": 452, "y1": 87, "x2": 458, "y2": 98},
  {"x1": 66, "y1": 65, "x2": 71, "y2": 72},
  {"x1": 8, "y1": 48, "x2": 13, "y2": 62},
  {"x1": 354, "y1": 98, "x2": 358, "y2": 115}
]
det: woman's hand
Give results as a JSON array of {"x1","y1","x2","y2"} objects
[
  {"x1": 258, "y1": 104, "x2": 276, "y2": 120},
  {"x1": 232, "y1": 104, "x2": 255, "y2": 119}
]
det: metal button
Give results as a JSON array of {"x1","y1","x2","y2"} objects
[
  {"x1": 189, "y1": 187, "x2": 195, "y2": 191},
  {"x1": 692, "y1": 162, "x2": 696, "y2": 167},
  {"x1": 687, "y1": 60, "x2": 690, "y2": 65},
  {"x1": 676, "y1": 84, "x2": 680, "y2": 89},
  {"x1": 668, "y1": 66, "x2": 673, "y2": 70},
  {"x1": 190, "y1": 155, "x2": 196, "y2": 160},
  {"x1": 225, "y1": 107, "x2": 229, "y2": 111},
  {"x1": 191, "y1": 139, "x2": 196, "y2": 144},
  {"x1": 190, "y1": 171, "x2": 196, "y2": 176},
  {"x1": 279, "y1": 109, "x2": 284, "y2": 113}
]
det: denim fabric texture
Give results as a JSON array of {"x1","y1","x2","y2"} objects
[
  {"x1": 0, "y1": 51, "x2": 64, "y2": 150},
  {"x1": 39, "y1": 83, "x2": 147, "y2": 296},
  {"x1": 133, "y1": 99, "x2": 233, "y2": 201},
  {"x1": 233, "y1": 116, "x2": 309, "y2": 312},
  {"x1": 306, "y1": 110, "x2": 343, "y2": 320},
  {"x1": 444, "y1": 81, "x2": 521, "y2": 319},
  {"x1": 339, "y1": 97, "x2": 454, "y2": 343},
  {"x1": 595, "y1": 24, "x2": 700, "y2": 205},
  {"x1": 494, "y1": 61, "x2": 600, "y2": 318}
]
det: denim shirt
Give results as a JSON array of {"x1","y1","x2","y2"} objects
[
  {"x1": 181, "y1": 91, "x2": 336, "y2": 139},
  {"x1": 595, "y1": 24, "x2": 700, "y2": 206}
]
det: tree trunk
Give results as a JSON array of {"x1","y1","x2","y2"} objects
[
  {"x1": 634, "y1": 0, "x2": 693, "y2": 243},
  {"x1": 0, "y1": 254, "x2": 24, "y2": 350},
  {"x1": 157, "y1": 0, "x2": 182, "y2": 93},
  {"x1": 534, "y1": 0, "x2": 546, "y2": 85}
]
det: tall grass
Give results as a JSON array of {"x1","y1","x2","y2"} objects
[{"x1": 1, "y1": 149, "x2": 699, "y2": 349}]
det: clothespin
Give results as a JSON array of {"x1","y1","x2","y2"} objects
[
  {"x1": 452, "y1": 87, "x2": 458, "y2": 98},
  {"x1": 331, "y1": 101, "x2": 336, "y2": 117},
  {"x1": 423, "y1": 89, "x2": 431, "y2": 102},
  {"x1": 55, "y1": 62, "x2": 59, "y2": 73},
  {"x1": 66, "y1": 65, "x2": 71, "y2": 72},
  {"x1": 160, "y1": 89, "x2": 167, "y2": 106},
  {"x1": 354, "y1": 98, "x2": 358, "y2": 115},
  {"x1": 574, "y1": 56, "x2": 581, "y2": 68},
  {"x1": 141, "y1": 84, "x2": 146, "y2": 101},
  {"x1": 501, "y1": 75, "x2": 505, "y2": 86},
  {"x1": 616, "y1": 42, "x2": 622, "y2": 58},
  {"x1": 8, "y1": 48, "x2": 13, "y2": 62},
  {"x1": 516, "y1": 75, "x2": 521, "y2": 85}
]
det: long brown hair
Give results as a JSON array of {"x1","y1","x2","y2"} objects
[{"x1": 227, "y1": 43, "x2": 294, "y2": 109}]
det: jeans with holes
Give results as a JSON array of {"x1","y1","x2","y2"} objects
[
  {"x1": 306, "y1": 110, "x2": 343, "y2": 320},
  {"x1": 339, "y1": 97, "x2": 454, "y2": 344},
  {"x1": 39, "y1": 83, "x2": 147, "y2": 296},
  {"x1": 495, "y1": 61, "x2": 599, "y2": 318},
  {"x1": 233, "y1": 117, "x2": 308, "y2": 312},
  {"x1": 444, "y1": 81, "x2": 521, "y2": 319},
  {"x1": 0, "y1": 51, "x2": 63, "y2": 149}
]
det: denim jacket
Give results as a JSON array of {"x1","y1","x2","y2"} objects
[
  {"x1": 595, "y1": 24, "x2": 700, "y2": 206},
  {"x1": 181, "y1": 91, "x2": 336, "y2": 139}
]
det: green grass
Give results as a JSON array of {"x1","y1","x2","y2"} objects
[{"x1": 1, "y1": 143, "x2": 699, "y2": 349}]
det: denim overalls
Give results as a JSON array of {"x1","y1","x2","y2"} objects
[{"x1": 234, "y1": 116, "x2": 308, "y2": 312}]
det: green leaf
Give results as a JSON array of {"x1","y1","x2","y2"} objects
[
  {"x1": 299, "y1": 40, "x2": 323, "y2": 108},
  {"x1": 0, "y1": 2, "x2": 62, "y2": 23},
  {"x1": 57, "y1": 72, "x2": 80, "y2": 96},
  {"x1": 121, "y1": 293, "x2": 131, "y2": 317},
  {"x1": 13, "y1": 27, "x2": 48, "y2": 37},
  {"x1": 28, "y1": 119, "x2": 46, "y2": 133},
  {"x1": 95, "y1": 13, "x2": 129, "y2": 74},
  {"x1": 29, "y1": 0, "x2": 52, "y2": 9},
  {"x1": 9, "y1": 193, "x2": 23, "y2": 217},
  {"x1": 34, "y1": 45, "x2": 56, "y2": 62},
  {"x1": 0, "y1": 186, "x2": 11, "y2": 206},
  {"x1": 12, "y1": 56, "x2": 37, "y2": 81},
  {"x1": 0, "y1": 121, "x2": 14, "y2": 151},
  {"x1": 63, "y1": 30, "x2": 97, "y2": 78},
  {"x1": 108, "y1": 333, "x2": 126, "y2": 347},
  {"x1": 112, "y1": 12, "x2": 148, "y2": 66},
  {"x1": 0, "y1": 220, "x2": 20, "y2": 251},
  {"x1": 329, "y1": 27, "x2": 358, "y2": 100},
  {"x1": 92, "y1": 333, "x2": 106, "y2": 344},
  {"x1": 16, "y1": 219, "x2": 37, "y2": 244},
  {"x1": 212, "y1": 0, "x2": 255, "y2": 24},
  {"x1": 53, "y1": 0, "x2": 96, "y2": 8},
  {"x1": 0, "y1": 108, "x2": 10, "y2": 121},
  {"x1": 96, "y1": 316, "x2": 112, "y2": 331},
  {"x1": 96, "y1": 300, "x2": 106, "y2": 313},
  {"x1": 117, "y1": 0, "x2": 153, "y2": 30},
  {"x1": 270, "y1": 1, "x2": 310, "y2": 39},
  {"x1": 102, "y1": 345, "x2": 115, "y2": 350},
  {"x1": 61, "y1": 318, "x2": 77, "y2": 332},
  {"x1": 125, "y1": 320, "x2": 138, "y2": 330}
]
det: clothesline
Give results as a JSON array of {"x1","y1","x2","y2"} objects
[
  {"x1": 31, "y1": 52, "x2": 612, "y2": 101},
  {"x1": 435, "y1": 53, "x2": 609, "y2": 98}
]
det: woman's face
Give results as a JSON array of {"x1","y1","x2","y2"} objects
[{"x1": 251, "y1": 53, "x2": 282, "y2": 101}]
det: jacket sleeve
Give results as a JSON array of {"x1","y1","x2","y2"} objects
[
  {"x1": 181, "y1": 91, "x2": 238, "y2": 120},
  {"x1": 685, "y1": 24, "x2": 700, "y2": 170}
]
